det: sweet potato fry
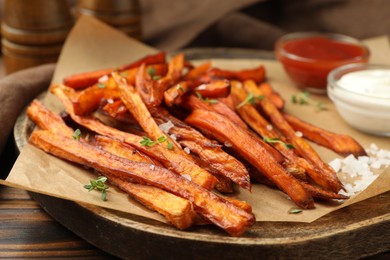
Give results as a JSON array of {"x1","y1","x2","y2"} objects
[
  {"x1": 194, "y1": 79, "x2": 231, "y2": 99},
  {"x1": 51, "y1": 84, "x2": 219, "y2": 190},
  {"x1": 185, "y1": 109, "x2": 315, "y2": 209},
  {"x1": 109, "y1": 177, "x2": 196, "y2": 229},
  {"x1": 230, "y1": 82, "x2": 308, "y2": 181},
  {"x1": 94, "y1": 135, "x2": 162, "y2": 166},
  {"x1": 207, "y1": 65, "x2": 265, "y2": 83},
  {"x1": 283, "y1": 113, "x2": 367, "y2": 157},
  {"x1": 114, "y1": 72, "x2": 187, "y2": 156},
  {"x1": 153, "y1": 108, "x2": 251, "y2": 190},
  {"x1": 243, "y1": 80, "x2": 344, "y2": 193},
  {"x1": 29, "y1": 130, "x2": 255, "y2": 236},
  {"x1": 27, "y1": 99, "x2": 74, "y2": 137},
  {"x1": 258, "y1": 82, "x2": 285, "y2": 110},
  {"x1": 26, "y1": 101, "x2": 197, "y2": 229},
  {"x1": 164, "y1": 81, "x2": 193, "y2": 107},
  {"x1": 180, "y1": 94, "x2": 248, "y2": 129},
  {"x1": 184, "y1": 61, "x2": 212, "y2": 81},
  {"x1": 72, "y1": 77, "x2": 120, "y2": 115},
  {"x1": 63, "y1": 52, "x2": 166, "y2": 89}
]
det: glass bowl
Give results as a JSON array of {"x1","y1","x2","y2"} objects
[
  {"x1": 275, "y1": 32, "x2": 370, "y2": 94},
  {"x1": 327, "y1": 63, "x2": 390, "y2": 136}
]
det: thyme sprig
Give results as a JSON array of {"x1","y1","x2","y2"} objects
[
  {"x1": 84, "y1": 176, "x2": 109, "y2": 201},
  {"x1": 72, "y1": 129, "x2": 82, "y2": 141},
  {"x1": 291, "y1": 91, "x2": 327, "y2": 111},
  {"x1": 263, "y1": 137, "x2": 294, "y2": 149},
  {"x1": 236, "y1": 92, "x2": 264, "y2": 109},
  {"x1": 195, "y1": 91, "x2": 218, "y2": 104},
  {"x1": 140, "y1": 135, "x2": 173, "y2": 150}
]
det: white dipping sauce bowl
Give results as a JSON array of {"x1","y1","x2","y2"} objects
[{"x1": 327, "y1": 63, "x2": 390, "y2": 136}]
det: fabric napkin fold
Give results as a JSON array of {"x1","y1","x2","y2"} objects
[{"x1": 0, "y1": 64, "x2": 56, "y2": 158}]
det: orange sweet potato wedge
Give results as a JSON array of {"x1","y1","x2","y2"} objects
[
  {"x1": 27, "y1": 99, "x2": 74, "y2": 137},
  {"x1": 164, "y1": 81, "x2": 193, "y2": 107},
  {"x1": 258, "y1": 82, "x2": 285, "y2": 110},
  {"x1": 243, "y1": 80, "x2": 344, "y2": 193},
  {"x1": 72, "y1": 77, "x2": 120, "y2": 115},
  {"x1": 29, "y1": 130, "x2": 255, "y2": 236},
  {"x1": 207, "y1": 65, "x2": 266, "y2": 83},
  {"x1": 109, "y1": 176, "x2": 196, "y2": 229},
  {"x1": 63, "y1": 52, "x2": 166, "y2": 89},
  {"x1": 193, "y1": 79, "x2": 231, "y2": 99},
  {"x1": 283, "y1": 113, "x2": 367, "y2": 157},
  {"x1": 184, "y1": 61, "x2": 212, "y2": 81},
  {"x1": 26, "y1": 100, "x2": 197, "y2": 229},
  {"x1": 185, "y1": 109, "x2": 315, "y2": 209},
  {"x1": 180, "y1": 94, "x2": 248, "y2": 129},
  {"x1": 51, "y1": 85, "x2": 219, "y2": 190}
]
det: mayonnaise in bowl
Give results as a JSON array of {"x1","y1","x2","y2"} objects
[{"x1": 327, "y1": 63, "x2": 390, "y2": 136}]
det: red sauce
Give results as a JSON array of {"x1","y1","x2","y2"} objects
[{"x1": 276, "y1": 36, "x2": 369, "y2": 91}]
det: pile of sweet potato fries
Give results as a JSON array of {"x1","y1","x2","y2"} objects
[{"x1": 26, "y1": 52, "x2": 367, "y2": 236}]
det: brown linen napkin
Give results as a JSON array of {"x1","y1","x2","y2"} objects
[{"x1": 0, "y1": 63, "x2": 56, "y2": 157}]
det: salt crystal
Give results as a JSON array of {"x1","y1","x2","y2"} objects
[
  {"x1": 98, "y1": 75, "x2": 109, "y2": 83},
  {"x1": 182, "y1": 174, "x2": 191, "y2": 181},
  {"x1": 266, "y1": 124, "x2": 273, "y2": 131},
  {"x1": 159, "y1": 120, "x2": 174, "y2": 133},
  {"x1": 329, "y1": 158, "x2": 342, "y2": 172},
  {"x1": 295, "y1": 131, "x2": 303, "y2": 137},
  {"x1": 184, "y1": 147, "x2": 191, "y2": 154}
]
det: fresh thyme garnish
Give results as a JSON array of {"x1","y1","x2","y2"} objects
[
  {"x1": 195, "y1": 91, "x2": 218, "y2": 104},
  {"x1": 140, "y1": 136, "x2": 156, "y2": 147},
  {"x1": 140, "y1": 135, "x2": 173, "y2": 150},
  {"x1": 263, "y1": 137, "x2": 294, "y2": 149},
  {"x1": 98, "y1": 83, "x2": 106, "y2": 89},
  {"x1": 72, "y1": 129, "x2": 81, "y2": 141},
  {"x1": 147, "y1": 66, "x2": 161, "y2": 80},
  {"x1": 291, "y1": 91, "x2": 328, "y2": 111},
  {"x1": 289, "y1": 208, "x2": 302, "y2": 214},
  {"x1": 177, "y1": 84, "x2": 185, "y2": 92},
  {"x1": 236, "y1": 92, "x2": 264, "y2": 109},
  {"x1": 84, "y1": 176, "x2": 109, "y2": 201}
]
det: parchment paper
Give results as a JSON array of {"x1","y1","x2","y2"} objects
[{"x1": 2, "y1": 16, "x2": 390, "y2": 224}]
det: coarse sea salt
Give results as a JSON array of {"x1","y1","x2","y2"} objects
[
  {"x1": 329, "y1": 143, "x2": 390, "y2": 197},
  {"x1": 159, "y1": 120, "x2": 174, "y2": 133}
]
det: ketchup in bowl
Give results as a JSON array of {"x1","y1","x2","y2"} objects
[{"x1": 275, "y1": 32, "x2": 370, "y2": 93}]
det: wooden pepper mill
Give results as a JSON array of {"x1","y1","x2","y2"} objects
[
  {"x1": 76, "y1": 0, "x2": 142, "y2": 40},
  {"x1": 1, "y1": 0, "x2": 73, "y2": 74}
]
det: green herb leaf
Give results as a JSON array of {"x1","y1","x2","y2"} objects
[
  {"x1": 147, "y1": 66, "x2": 156, "y2": 78},
  {"x1": 72, "y1": 129, "x2": 81, "y2": 141},
  {"x1": 289, "y1": 208, "x2": 302, "y2": 214},
  {"x1": 84, "y1": 176, "x2": 109, "y2": 201},
  {"x1": 291, "y1": 91, "x2": 328, "y2": 111},
  {"x1": 140, "y1": 136, "x2": 156, "y2": 147},
  {"x1": 195, "y1": 91, "x2": 218, "y2": 104},
  {"x1": 177, "y1": 84, "x2": 185, "y2": 92},
  {"x1": 263, "y1": 137, "x2": 295, "y2": 149},
  {"x1": 236, "y1": 92, "x2": 264, "y2": 109},
  {"x1": 98, "y1": 83, "x2": 106, "y2": 89}
]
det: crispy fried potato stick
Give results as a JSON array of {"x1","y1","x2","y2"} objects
[
  {"x1": 113, "y1": 72, "x2": 189, "y2": 157},
  {"x1": 27, "y1": 99, "x2": 74, "y2": 137},
  {"x1": 27, "y1": 100, "x2": 197, "y2": 229},
  {"x1": 153, "y1": 108, "x2": 250, "y2": 190},
  {"x1": 283, "y1": 113, "x2": 367, "y2": 157},
  {"x1": 180, "y1": 94, "x2": 248, "y2": 129},
  {"x1": 230, "y1": 82, "x2": 308, "y2": 181},
  {"x1": 258, "y1": 82, "x2": 285, "y2": 110},
  {"x1": 29, "y1": 130, "x2": 255, "y2": 236},
  {"x1": 207, "y1": 66, "x2": 265, "y2": 83},
  {"x1": 108, "y1": 176, "x2": 196, "y2": 229},
  {"x1": 94, "y1": 135, "x2": 162, "y2": 166},
  {"x1": 185, "y1": 109, "x2": 315, "y2": 209},
  {"x1": 243, "y1": 80, "x2": 344, "y2": 193},
  {"x1": 63, "y1": 52, "x2": 166, "y2": 89},
  {"x1": 51, "y1": 85, "x2": 218, "y2": 190}
]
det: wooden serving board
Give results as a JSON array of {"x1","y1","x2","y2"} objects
[{"x1": 14, "y1": 49, "x2": 390, "y2": 260}]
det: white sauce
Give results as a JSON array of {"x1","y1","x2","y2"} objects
[{"x1": 337, "y1": 69, "x2": 390, "y2": 98}]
